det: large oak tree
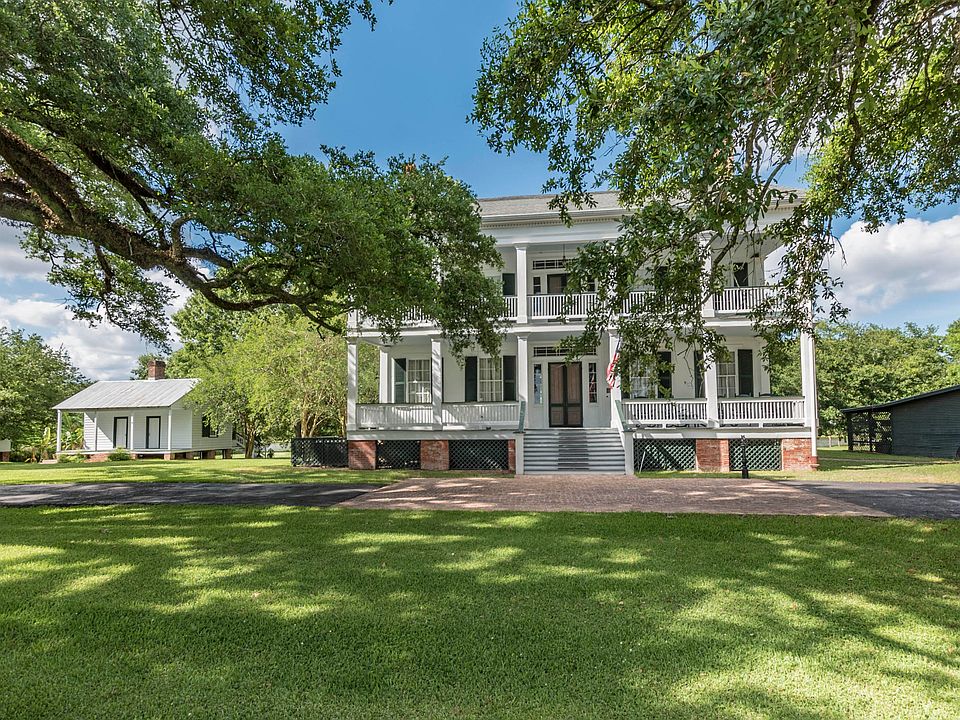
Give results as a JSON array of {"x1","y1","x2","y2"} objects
[
  {"x1": 473, "y1": 0, "x2": 960, "y2": 364},
  {"x1": 0, "y1": 0, "x2": 505, "y2": 355}
]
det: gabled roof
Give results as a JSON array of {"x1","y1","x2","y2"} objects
[
  {"x1": 841, "y1": 384, "x2": 960, "y2": 414},
  {"x1": 53, "y1": 378, "x2": 199, "y2": 411}
]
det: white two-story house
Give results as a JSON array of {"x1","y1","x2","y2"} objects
[{"x1": 345, "y1": 192, "x2": 818, "y2": 474}]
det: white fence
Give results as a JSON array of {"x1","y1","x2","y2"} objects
[
  {"x1": 503, "y1": 296, "x2": 518, "y2": 318},
  {"x1": 719, "y1": 398, "x2": 805, "y2": 426}
]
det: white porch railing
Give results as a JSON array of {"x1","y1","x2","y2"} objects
[
  {"x1": 719, "y1": 397, "x2": 805, "y2": 426},
  {"x1": 441, "y1": 402, "x2": 521, "y2": 427},
  {"x1": 503, "y1": 296, "x2": 518, "y2": 319},
  {"x1": 357, "y1": 404, "x2": 433, "y2": 428},
  {"x1": 621, "y1": 399, "x2": 708, "y2": 426},
  {"x1": 528, "y1": 293, "x2": 597, "y2": 319},
  {"x1": 714, "y1": 286, "x2": 780, "y2": 313},
  {"x1": 357, "y1": 402, "x2": 521, "y2": 429}
]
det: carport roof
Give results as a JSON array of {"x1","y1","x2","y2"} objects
[
  {"x1": 53, "y1": 378, "x2": 199, "y2": 410},
  {"x1": 841, "y1": 384, "x2": 960, "y2": 414}
]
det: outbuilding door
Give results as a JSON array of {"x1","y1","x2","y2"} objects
[
  {"x1": 145, "y1": 416, "x2": 162, "y2": 449},
  {"x1": 549, "y1": 362, "x2": 583, "y2": 427},
  {"x1": 113, "y1": 417, "x2": 128, "y2": 449}
]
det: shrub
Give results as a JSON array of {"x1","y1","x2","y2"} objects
[
  {"x1": 57, "y1": 454, "x2": 86, "y2": 464},
  {"x1": 107, "y1": 448, "x2": 132, "y2": 461}
]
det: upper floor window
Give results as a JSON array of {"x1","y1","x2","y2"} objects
[
  {"x1": 478, "y1": 357, "x2": 503, "y2": 402},
  {"x1": 406, "y1": 359, "x2": 432, "y2": 403},
  {"x1": 501, "y1": 273, "x2": 516, "y2": 296}
]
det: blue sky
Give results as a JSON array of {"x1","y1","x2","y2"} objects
[{"x1": 2, "y1": 0, "x2": 960, "y2": 378}]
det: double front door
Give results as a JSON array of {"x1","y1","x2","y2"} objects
[{"x1": 549, "y1": 362, "x2": 583, "y2": 427}]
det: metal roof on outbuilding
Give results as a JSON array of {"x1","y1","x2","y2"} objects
[
  {"x1": 53, "y1": 378, "x2": 199, "y2": 410},
  {"x1": 841, "y1": 384, "x2": 960, "y2": 414}
]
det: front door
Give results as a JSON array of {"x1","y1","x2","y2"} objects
[
  {"x1": 549, "y1": 362, "x2": 583, "y2": 427},
  {"x1": 145, "y1": 416, "x2": 161, "y2": 449}
]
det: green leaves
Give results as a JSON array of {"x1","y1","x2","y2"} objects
[
  {"x1": 474, "y1": 0, "x2": 960, "y2": 361},
  {"x1": 0, "y1": 0, "x2": 503, "y2": 357},
  {"x1": 0, "y1": 328, "x2": 87, "y2": 447}
]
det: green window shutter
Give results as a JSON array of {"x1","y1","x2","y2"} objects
[
  {"x1": 393, "y1": 358, "x2": 406, "y2": 403},
  {"x1": 464, "y1": 356, "x2": 478, "y2": 402},
  {"x1": 501, "y1": 273, "x2": 516, "y2": 296},
  {"x1": 657, "y1": 351, "x2": 673, "y2": 398},
  {"x1": 737, "y1": 349, "x2": 754, "y2": 396},
  {"x1": 503, "y1": 355, "x2": 517, "y2": 401}
]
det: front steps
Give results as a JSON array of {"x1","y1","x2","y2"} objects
[{"x1": 523, "y1": 428, "x2": 626, "y2": 474}]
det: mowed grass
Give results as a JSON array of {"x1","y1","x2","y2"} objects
[
  {"x1": 638, "y1": 446, "x2": 960, "y2": 484},
  {"x1": 1, "y1": 506, "x2": 958, "y2": 719},
  {"x1": 0, "y1": 458, "x2": 490, "y2": 486}
]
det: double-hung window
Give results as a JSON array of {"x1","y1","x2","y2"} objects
[
  {"x1": 478, "y1": 357, "x2": 503, "y2": 402},
  {"x1": 717, "y1": 357, "x2": 737, "y2": 398},
  {"x1": 406, "y1": 359, "x2": 432, "y2": 403}
]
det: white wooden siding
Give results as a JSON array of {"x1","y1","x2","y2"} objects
[{"x1": 81, "y1": 407, "x2": 233, "y2": 452}]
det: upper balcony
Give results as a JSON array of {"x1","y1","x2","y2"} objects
[{"x1": 353, "y1": 285, "x2": 780, "y2": 331}]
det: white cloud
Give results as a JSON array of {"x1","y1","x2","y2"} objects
[
  {"x1": 765, "y1": 214, "x2": 960, "y2": 319},
  {"x1": 0, "y1": 225, "x2": 48, "y2": 281},
  {"x1": 828, "y1": 215, "x2": 960, "y2": 314},
  {"x1": 0, "y1": 296, "x2": 149, "y2": 380}
]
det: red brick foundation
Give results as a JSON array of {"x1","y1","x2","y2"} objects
[
  {"x1": 696, "y1": 439, "x2": 730, "y2": 473},
  {"x1": 87, "y1": 453, "x2": 111, "y2": 462},
  {"x1": 782, "y1": 438, "x2": 819, "y2": 471},
  {"x1": 348, "y1": 440, "x2": 376, "y2": 470},
  {"x1": 0, "y1": 452, "x2": 9, "y2": 462},
  {"x1": 222, "y1": 449, "x2": 233, "y2": 459},
  {"x1": 507, "y1": 439, "x2": 516, "y2": 473},
  {"x1": 420, "y1": 440, "x2": 449, "y2": 471}
]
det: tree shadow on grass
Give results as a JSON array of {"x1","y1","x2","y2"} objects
[{"x1": 0, "y1": 507, "x2": 958, "y2": 719}]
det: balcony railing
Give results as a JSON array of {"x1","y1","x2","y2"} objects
[
  {"x1": 622, "y1": 396, "x2": 806, "y2": 427},
  {"x1": 528, "y1": 292, "x2": 597, "y2": 319},
  {"x1": 357, "y1": 402, "x2": 521, "y2": 429},
  {"x1": 719, "y1": 397, "x2": 805, "y2": 426},
  {"x1": 503, "y1": 296, "x2": 518, "y2": 319},
  {"x1": 621, "y1": 399, "x2": 708, "y2": 426},
  {"x1": 714, "y1": 286, "x2": 780, "y2": 313}
]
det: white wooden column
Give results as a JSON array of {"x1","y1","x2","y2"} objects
[
  {"x1": 516, "y1": 245, "x2": 528, "y2": 324},
  {"x1": 378, "y1": 347, "x2": 390, "y2": 403},
  {"x1": 431, "y1": 337, "x2": 443, "y2": 428},
  {"x1": 704, "y1": 354, "x2": 720, "y2": 428},
  {"x1": 55, "y1": 410, "x2": 62, "y2": 454},
  {"x1": 167, "y1": 407, "x2": 173, "y2": 452},
  {"x1": 800, "y1": 323, "x2": 819, "y2": 458},
  {"x1": 701, "y1": 234, "x2": 716, "y2": 319},
  {"x1": 516, "y1": 334, "x2": 529, "y2": 405},
  {"x1": 93, "y1": 412, "x2": 99, "y2": 452},
  {"x1": 346, "y1": 339, "x2": 358, "y2": 432},
  {"x1": 608, "y1": 331, "x2": 621, "y2": 428},
  {"x1": 129, "y1": 413, "x2": 135, "y2": 453}
]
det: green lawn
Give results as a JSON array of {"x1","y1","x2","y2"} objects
[
  {"x1": 0, "y1": 507, "x2": 957, "y2": 719},
  {"x1": 0, "y1": 457, "x2": 462, "y2": 486},
  {"x1": 638, "y1": 446, "x2": 960, "y2": 484}
]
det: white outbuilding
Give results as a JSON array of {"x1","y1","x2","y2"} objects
[{"x1": 53, "y1": 360, "x2": 235, "y2": 460}]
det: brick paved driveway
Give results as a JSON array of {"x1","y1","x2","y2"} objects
[{"x1": 342, "y1": 475, "x2": 890, "y2": 516}]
